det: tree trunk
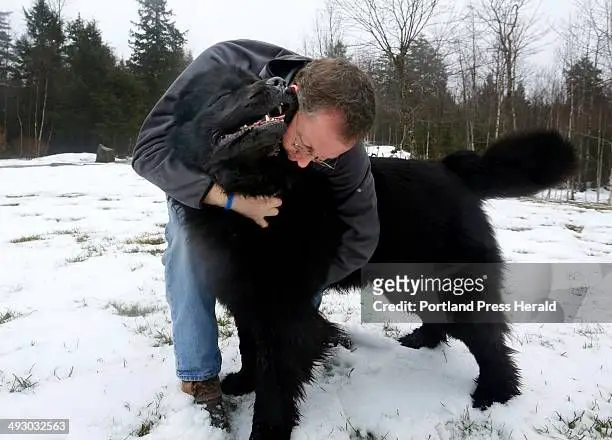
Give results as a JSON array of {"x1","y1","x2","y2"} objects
[
  {"x1": 494, "y1": 56, "x2": 503, "y2": 138},
  {"x1": 38, "y1": 76, "x2": 49, "y2": 157},
  {"x1": 596, "y1": 108, "x2": 603, "y2": 203}
]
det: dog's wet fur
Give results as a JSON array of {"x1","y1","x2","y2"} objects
[{"x1": 167, "y1": 64, "x2": 578, "y2": 439}]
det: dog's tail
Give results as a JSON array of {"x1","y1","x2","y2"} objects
[{"x1": 442, "y1": 129, "x2": 578, "y2": 199}]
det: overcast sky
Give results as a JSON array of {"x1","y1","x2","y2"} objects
[{"x1": 3, "y1": 0, "x2": 576, "y2": 72}]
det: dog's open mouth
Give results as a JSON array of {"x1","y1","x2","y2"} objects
[
  {"x1": 238, "y1": 112, "x2": 285, "y2": 133},
  {"x1": 220, "y1": 107, "x2": 287, "y2": 145}
]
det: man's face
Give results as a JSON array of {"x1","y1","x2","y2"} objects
[{"x1": 282, "y1": 108, "x2": 354, "y2": 168}]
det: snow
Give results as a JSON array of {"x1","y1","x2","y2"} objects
[
  {"x1": 1, "y1": 154, "x2": 612, "y2": 440},
  {"x1": 0, "y1": 153, "x2": 99, "y2": 168},
  {"x1": 365, "y1": 144, "x2": 412, "y2": 159}
]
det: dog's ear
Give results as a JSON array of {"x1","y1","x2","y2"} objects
[{"x1": 282, "y1": 87, "x2": 299, "y2": 125}]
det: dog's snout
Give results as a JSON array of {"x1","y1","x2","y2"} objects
[{"x1": 265, "y1": 76, "x2": 286, "y2": 88}]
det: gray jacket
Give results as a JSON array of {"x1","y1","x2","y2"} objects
[{"x1": 131, "y1": 39, "x2": 379, "y2": 285}]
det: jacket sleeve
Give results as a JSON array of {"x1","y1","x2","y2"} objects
[
  {"x1": 131, "y1": 52, "x2": 217, "y2": 208},
  {"x1": 131, "y1": 39, "x2": 298, "y2": 209},
  {"x1": 322, "y1": 142, "x2": 380, "y2": 285}
]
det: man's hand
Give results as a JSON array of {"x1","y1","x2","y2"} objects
[
  {"x1": 202, "y1": 183, "x2": 281, "y2": 228},
  {"x1": 231, "y1": 194, "x2": 282, "y2": 228}
]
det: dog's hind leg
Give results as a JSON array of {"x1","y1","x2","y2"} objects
[
  {"x1": 221, "y1": 318, "x2": 257, "y2": 396},
  {"x1": 447, "y1": 322, "x2": 521, "y2": 409},
  {"x1": 398, "y1": 323, "x2": 448, "y2": 349},
  {"x1": 248, "y1": 311, "x2": 341, "y2": 440}
]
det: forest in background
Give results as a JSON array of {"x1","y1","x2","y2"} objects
[{"x1": 0, "y1": 0, "x2": 611, "y2": 192}]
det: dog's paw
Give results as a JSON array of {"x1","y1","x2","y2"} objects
[
  {"x1": 249, "y1": 422, "x2": 292, "y2": 440},
  {"x1": 470, "y1": 376, "x2": 521, "y2": 410},
  {"x1": 221, "y1": 370, "x2": 256, "y2": 396},
  {"x1": 398, "y1": 327, "x2": 446, "y2": 349}
]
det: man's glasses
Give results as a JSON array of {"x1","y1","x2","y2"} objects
[{"x1": 290, "y1": 139, "x2": 337, "y2": 170}]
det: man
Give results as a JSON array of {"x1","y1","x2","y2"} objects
[{"x1": 131, "y1": 39, "x2": 379, "y2": 429}]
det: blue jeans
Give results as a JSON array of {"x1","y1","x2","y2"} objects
[{"x1": 162, "y1": 198, "x2": 323, "y2": 382}]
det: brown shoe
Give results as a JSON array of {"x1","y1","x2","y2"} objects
[{"x1": 181, "y1": 377, "x2": 229, "y2": 431}]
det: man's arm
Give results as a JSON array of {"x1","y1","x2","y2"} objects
[
  {"x1": 131, "y1": 52, "x2": 219, "y2": 208},
  {"x1": 322, "y1": 143, "x2": 380, "y2": 285}
]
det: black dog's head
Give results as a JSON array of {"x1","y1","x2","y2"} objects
[{"x1": 169, "y1": 64, "x2": 301, "y2": 197}]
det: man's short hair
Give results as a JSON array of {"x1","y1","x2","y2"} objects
[{"x1": 293, "y1": 58, "x2": 377, "y2": 142}]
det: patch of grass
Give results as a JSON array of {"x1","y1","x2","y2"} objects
[
  {"x1": 108, "y1": 301, "x2": 159, "y2": 317},
  {"x1": 0, "y1": 202, "x2": 19, "y2": 207},
  {"x1": 217, "y1": 315, "x2": 235, "y2": 339},
  {"x1": 444, "y1": 407, "x2": 512, "y2": 440},
  {"x1": 565, "y1": 223, "x2": 585, "y2": 233},
  {"x1": 99, "y1": 197, "x2": 118, "y2": 201},
  {"x1": 125, "y1": 233, "x2": 165, "y2": 246},
  {"x1": 52, "y1": 228, "x2": 80, "y2": 235},
  {"x1": 131, "y1": 391, "x2": 165, "y2": 437},
  {"x1": 506, "y1": 226, "x2": 532, "y2": 232},
  {"x1": 9, "y1": 366, "x2": 38, "y2": 393},
  {"x1": 513, "y1": 249, "x2": 533, "y2": 254},
  {"x1": 57, "y1": 192, "x2": 85, "y2": 198},
  {"x1": 382, "y1": 321, "x2": 401, "y2": 338},
  {"x1": 345, "y1": 419, "x2": 391, "y2": 439},
  {"x1": 65, "y1": 243, "x2": 105, "y2": 263},
  {"x1": 152, "y1": 328, "x2": 173, "y2": 347},
  {"x1": 124, "y1": 246, "x2": 165, "y2": 256},
  {"x1": 535, "y1": 408, "x2": 612, "y2": 439},
  {"x1": 75, "y1": 233, "x2": 90, "y2": 243},
  {"x1": 0, "y1": 309, "x2": 22, "y2": 325},
  {"x1": 10, "y1": 234, "x2": 44, "y2": 243},
  {"x1": 5, "y1": 193, "x2": 37, "y2": 199},
  {"x1": 575, "y1": 324, "x2": 606, "y2": 337},
  {"x1": 134, "y1": 321, "x2": 173, "y2": 347}
]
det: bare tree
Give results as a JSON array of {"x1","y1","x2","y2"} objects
[
  {"x1": 453, "y1": 2, "x2": 486, "y2": 150},
  {"x1": 579, "y1": 0, "x2": 612, "y2": 75},
  {"x1": 302, "y1": 0, "x2": 347, "y2": 58},
  {"x1": 331, "y1": 0, "x2": 440, "y2": 155},
  {"x1": 578, "y1": 0, "x2": 612, "y2": 203},
  {"x1": 477, "y1": 0, "x2": 544, "y2": 134}
]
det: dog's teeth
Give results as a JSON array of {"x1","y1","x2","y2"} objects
[
  {"x1": 265, "y1": 115, "x2": 270, "y2": 122},
  {"x1": 278, "y1": 106, "x2": 282, "y2": 115}
]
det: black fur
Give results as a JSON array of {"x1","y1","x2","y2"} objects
[{"x1": 166, "y1": 64, "x2": 578, "y2": 439}]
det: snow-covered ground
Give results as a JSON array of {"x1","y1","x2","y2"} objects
[
  {"x1": 1, "y1": 153, "x2": 612, "y2": 440},
  {"x1": 365, "y1": 144, "x2": 411, "y2": 159}
]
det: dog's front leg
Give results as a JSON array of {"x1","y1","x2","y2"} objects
[
  {"x1": 221, "y1": 318, "x2": 257, "y2": 395},
  {"x1": 248, "y1": 321, "x2": 304, "y2": 440},
  {"x1": 247, "y1": 310, "x2": 340, "y2": 440}
]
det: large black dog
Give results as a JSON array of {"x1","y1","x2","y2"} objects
[{"x1": 166, "y1": 64, "x2": 577, "y2": 439}]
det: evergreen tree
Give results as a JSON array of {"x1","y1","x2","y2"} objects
[
  {"x1": 127, "y1": 0, "x2": 188, "y2": 107},
  {"x1": 12, "y1": 0, "x2": 64, "y2": 156},
  {"x1": 325, "y1": 40, "x2": 348, "y2": 59},
  {"x1": 55, "y1": 15, "x2": 118, "y2": 151},
  {"x1": 0, "y1": 11, "x2": 14, "y2": 153},
  {"x1": 564, "y1": 56, "x2": 606, "y2": 106},
  {"x1": 0, "y1": 11, "x2": 13, "y2": 82}
]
